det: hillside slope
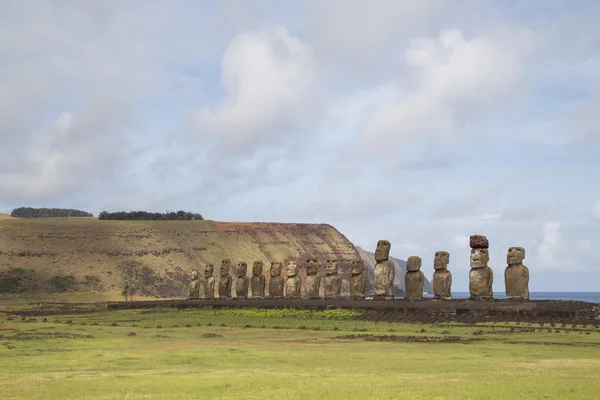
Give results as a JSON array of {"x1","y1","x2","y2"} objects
[
  {"x1": 356, "y1": 246, "x2": 432, "y2": 296},
  {"x1": 0, "y1": 218, "x2": 359, "y2": 298}
]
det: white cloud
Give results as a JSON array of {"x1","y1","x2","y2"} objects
[
  {"x1": 188, "y1": 27, "x2": 319, "y2": 153},
  {"x1": 452, "y1": 235, "x2": 469, "y2": 249},
  {"x1": 537, "y1": 222, "x2": 562, "y2": 269},
  {"x1": 576, "y1": 238, "x2": 592, "y2": 252},
  {"x1": 356, "y1": 28, "x2": 531, "y2": 156},
  {"x1": 594, "y1": 200, "x2": 600, "y2": 219},
  {"x1": 0, "y1": 94, "x2": 134, "y2": 200}
]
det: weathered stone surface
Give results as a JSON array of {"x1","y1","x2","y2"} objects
[
  {"x1": 203, "y1": 264, "x2": 215, "y2": 299},
  {"x1": 350, "y1": 259, "x2": 366, "y2": 298},
  {"x1": 432, "y1": 270, "x2": 452, "y2": 299},
  {"x1": 235, "y1": 262, "x2": 249, "y2": 299},
  {"x1": 470, "y1": 234, "x2": 489, "y2": 249},
  {"x1": 189, "y1": 270, "x2": 200, "y2": 299},
  {"x1": 406, "y1": 256, "x2": 422, "y2": 272},
  {"x1": 285, "y1": 262, "x2": 301, "y2": 298},
  {"x1": 374, "y1": 260, "x2": 395, "y2": 298},
  {"x1": 374, "y1": 240, "x2": 394, "y2": 298},
  {"x1": 268, "y1": 262, "x2": 284, "y2": 297},
  {"x1": 469, "y1": 266, "x2": 493, "y2": 300},
  {"x1": 505, "y1": 247, "x2": 530, "y2": 300},
  {"x1": 469, "y1": 248, "x2": 493, "y2": 299},
  {"x1": 374, "y1": 240, "x2": 391, "y2": 262},
  {"x1": 405, "y1": 256, "x2": 424, "y2": 299},
  {"x1": 433, "y1": 251, "x2": 450, "y2": 270},
  {"x1": 304, "y1": 259, "x2": 320, "y2": 298},
  {"x1": 470, "y1": 248, "x2": 489, "y2": 269},
  {"x1": 324, "y1": 259, "x2": 341, "y2": 298},
  {"x1": 251, "y1": 261, "x2": 265, "y2": 298},
  {"x1": 405, "y1": 270, "x2": 424, "y2": 299},
  {"x1": 218, "y1": 258, "x2": 233, "y2": 298},
  {"x1": 433, "y1": 251, "x2": 451, "y2": 299}
]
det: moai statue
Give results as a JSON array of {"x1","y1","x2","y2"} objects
[
  {"x1": 250, "y1": 261, "x2": 265, "y2": 298},
  {"x1": 469, "y1": 235, "x2": 493, "y2": 300},
  {"x1": 235, "y1": 262, "x2": 249, "y2": 299},
  {"x1": 285, "y1": 261, "x2": 301, "y2": 298},
  {"x1": 405, "y1": 256, "x2": 424, "y2": 299},
  {"x1": 304, "y1": 258, "x2": 321, "y2": 299},
  {"x1": 432, "y1": 251, "x2": 452, "y2": 299},
  {"x1": 218, "y1": 258, "x2": 233, "y2": 298},
  {"x1": 350, "y1": 259, "x2": 367, "y2": 299},
  {"x1": 189, "y1": 270, "x2": 200, "y2": 299},
  {"x1": 268, "y1": 262, "x2": 284, "y2": 298},
  {"x1": 203, "y1": 264, "x2": 215, "y2": 299},
  {"x1": 505, "y1": 247, "x2": 530, "y2": 300},
  {"x1": 324, "y1": 259, "x2": 341, "y2": 299},
  {"x1": 373, "y1": 240, "x2": 394, "y2": 299}
]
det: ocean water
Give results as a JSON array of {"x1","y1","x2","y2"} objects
[{"x1": 443, "y1": 292, "x2": 600, "y2": 303}]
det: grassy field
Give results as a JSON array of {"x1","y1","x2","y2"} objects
[{"x1": 1, "y1": 307, "x2": 599, "y2": 399}]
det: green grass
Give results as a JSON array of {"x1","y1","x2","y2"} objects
[{"x1": 1, "y1": 308, "x2": 600, "y2": 399}]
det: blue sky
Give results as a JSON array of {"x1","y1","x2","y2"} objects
[{"x1": 1, "y1": 0, "x2": 599, "y2": 291}]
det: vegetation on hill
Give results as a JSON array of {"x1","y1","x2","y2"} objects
[
  {"x1": 11, "y1": 207, "x2": 93, "y2": 218},
  {"x1": 0, "y1": 218, "x2": 358, "y2": 297},
  {"x1": 98, "y1": 210, "x2": 203, "y2": 220}
]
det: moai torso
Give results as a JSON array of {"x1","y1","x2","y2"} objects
[
  {"x1": 304, "y1": 259, "x2": 321, "y2": 298},
  {"x1": 324, "y1": 259, "x2": 341, "y2": 298},
  {"x1": 268, "y1": 262, "x2": 284, "y2": 297},
  {"x1": 505, "y1": 247, "x2": 530, "y2": 300},
  {"x1": 189, "y1": 270, "x2": 200, "y2": 299},
  {"x1": 218, "y1": 259, "x2": 233, "y2": 298},
  {"x1": 405, "y1": 256, "x2": 424, "y2": 299},
  {"x1": 350, "y1": 259, "x2": 366, "y2": 298},
  {"x1": 432, "y1": 251, "x2": 452, "y2": 299},
  {"x1": 235, "y1": 262, "x2": 249, "y2": 299},
  {"x1": 469, "y1": 239, "x2": 493, "y2": 300},
  {"x1": 373, "y1": 240, "x2": 395, "y2": 298},
  {"x1": 285, "y1": 262, "x2": 301, "y2": 298},
  {"x1": 203, "y1": 264, "x2": 215, "y2": 299},
  {"x1": 250, "y1": 261, "x2": 265, "y2": 298}
]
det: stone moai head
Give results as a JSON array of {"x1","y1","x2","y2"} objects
[
  {"x1": 252, "y1": 261, "x2": 264, "y2": 276},
  {"x1": 286, "y1": 261, "x2": 299, "y2": 277},
  {"x1": 351, "y1": 259, "x2": 365, "y2": 275},
  {"x1": 507, "y1": 247, "x2": 525, "y2": 265},
  {"x1": 434, "y1": 251, "x2": 450, "y2": 270},
  {"x1": 220, "y1": 259, "x2": 231, "y2": 277},
  {"x1": 237, "y1": 262, "x2": 248, "y2": 277},
  {"x1": 470, "y1": 249, "x2": 489, "y2": 269},
  {"x1": 375, "y1": 240, "x2": 391, "y2": 262},
  {"x1": 191, "y1": 270, "x2": 198, "y2": 280},
  {"x1": 306, "y1": 259, "x2": 318, "y2": 276},
  {"x1": 270, "y1": 262, "x2": 282, "y2": 277},
  {"x1": 325, "y1": 259, "x2": 339, "y2": 275},
  {"x1": 205, "y1": 264, "x2": 214, "y2": 278},
  {"x1": 406, "y1": 256, "x2": 422, "y2": 272}
]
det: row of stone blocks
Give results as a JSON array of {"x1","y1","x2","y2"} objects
[{"x1": 188, "y1": 234, "x2": 530, "y2": 301}]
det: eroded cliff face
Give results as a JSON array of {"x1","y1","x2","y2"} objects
[
  {"x1": 355, "y1": 246, "x2": 432, "y2": 296},
  {"x1": 0, "y1": 218, "x2": 359, "y2": 297}
]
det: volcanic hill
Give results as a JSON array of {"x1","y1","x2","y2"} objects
[
  {"x1": 0, "y1": 218, "x2": 360, "y2": 297},
  {"x1": 0, "y1": 217, "x2": 431, "y2": 298}
]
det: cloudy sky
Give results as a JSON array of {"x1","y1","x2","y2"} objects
[{"x1": 1, "y1": 0, "x2": 599, "y2": 291}]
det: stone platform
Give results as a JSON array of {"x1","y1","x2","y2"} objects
[{"x1": 107, "y1": 298, "x2": 600, "y2": 324}]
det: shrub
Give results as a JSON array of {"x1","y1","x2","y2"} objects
[
  {"x1": 0, "y1": 268, "x2": 33, "y2": 293},
  {"x1": 48, "y1": 274, "x2": 77, "y2": 292}
]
